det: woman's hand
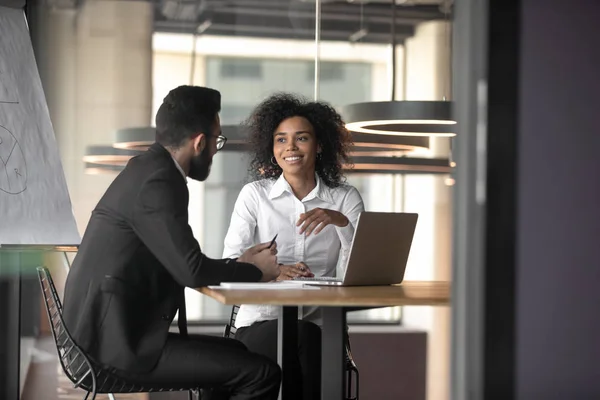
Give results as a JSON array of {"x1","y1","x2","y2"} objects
[
  {"x1": 276, "y1": 262, "x2": 315, "y2": 281},
  {"x1": 297, "y1": 208, "x2": 349, "y2": 236}
]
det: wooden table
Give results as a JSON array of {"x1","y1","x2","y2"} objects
[{"x1": 197, "y1": 281, "x2": 450, "y2": 400}]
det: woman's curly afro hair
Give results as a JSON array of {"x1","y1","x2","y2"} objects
[{"x1": 246, "y1": 92, "x2": 352, "y2": 188}]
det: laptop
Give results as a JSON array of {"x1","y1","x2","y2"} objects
[{"x1": 292, "y1": 211, "x2": 418, "y2": 286}]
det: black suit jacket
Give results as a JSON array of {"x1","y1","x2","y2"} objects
[{"x1": 62, "y1": 143, "x2": 262, "y2": 373}]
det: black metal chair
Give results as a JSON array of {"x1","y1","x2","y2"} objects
[
  {"x1": 36, "y1": 266, "x2": 202, "y2": 400},
  {"x1": 225, "y1": 305, "x2": 359, "y2": 400}
]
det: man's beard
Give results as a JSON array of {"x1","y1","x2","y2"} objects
[{"x1": 188, "y1": 149, "x2": 212, "y2": 181}]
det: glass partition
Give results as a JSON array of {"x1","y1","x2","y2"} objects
[{"x1": 28, "y1": 0, "x2": 451, "y2": 327}]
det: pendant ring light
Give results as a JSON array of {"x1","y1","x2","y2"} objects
[{"x1": 341, "y1": 0, "x2": 455, "y2": 137}]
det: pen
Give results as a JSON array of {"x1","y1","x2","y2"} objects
[{"x1": 268, "y1": 234, "x2": 278, "y2": 248}]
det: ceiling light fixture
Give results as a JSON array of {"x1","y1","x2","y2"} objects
[
  {"x1": 113, "y1": 127, "x2": 156, "y2": 150},
  {"x1": 112, "y1": 124, "x2": 429, "y2": 155},
  {"x1": 341, "y1": 0, "x2": 455, "y2": 137},
  {"x1": 84, "y1": 162, "x2": 126, "y2": 175},
  {"x1": 82, "y1": 145, "x2": 142, "y2": 166},
  {"x1": 346, "y1": 156, "x2": 452, "y2": 175},
  {"x1": 343, "y1": 101, "x2": 456, "y2": 136}
]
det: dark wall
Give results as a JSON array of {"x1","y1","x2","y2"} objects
[
  {"x1": 349, "y1": 331, "x2": 427, "y2": 400},
  {"x1": 0, "y1": 0, "x2": 25, "y2": 8},
  {"x1": 517, "y1": 1, "x2": 600, "y2": 398}
]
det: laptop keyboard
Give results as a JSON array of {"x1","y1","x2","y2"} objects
[{"x1": 293, "y1": 276, "x2": 343, "y2": 282}]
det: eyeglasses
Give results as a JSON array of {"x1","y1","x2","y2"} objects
[{"x1": 215, "y1": 135, "x2": 227, "y2": 151}]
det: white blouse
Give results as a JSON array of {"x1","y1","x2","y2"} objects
[{"x1": 222, "y1": 174, "x2": 365, "y2": 328}]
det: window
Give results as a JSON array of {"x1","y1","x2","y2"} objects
[
  {"x1": 305, "y1": 61, "x2": 345, "y2": 82},
  {"x1": 220, "y1": 59, "x2": 263, "y2": 79}
]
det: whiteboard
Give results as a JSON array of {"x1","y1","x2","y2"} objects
[{"x1": 0, "y1": 6, "x2": 80, "y2": 245}]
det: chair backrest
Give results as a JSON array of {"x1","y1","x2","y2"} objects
[
  {"x1": 224, "y1": 304, "x2": 241, "y2": 338},
  {"x1": 36, "y1": 267, "x2": 97, "y2": 392},
  {"x1": 37, "y1": 267, "x2": 203, "y2": 396}
]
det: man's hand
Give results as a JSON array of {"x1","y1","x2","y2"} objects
[
  {"x1": 297, "y1": 208, "x2": 349, "y2": 236},
  {"x1": 276, "y1": 262, "x2": 314, "y2": 281},
  {"x1": 238, "y1": 241, "x2": 280, "y2": 282}
]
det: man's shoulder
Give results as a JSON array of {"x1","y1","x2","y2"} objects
[
  {"x1": 127, "y1": 149, "x2": 169, "y2": 171},
  {"x1": 120, "y1": 151, "x2": 179, "y2": 185},
  {"x1": 96, "y1": 151, "x2": 181, "y2": 212}
]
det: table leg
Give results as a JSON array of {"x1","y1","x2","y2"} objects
[
  {"x1": 322, "y1": 306, "x2": 346, "y2": 400},
  {"x1": 0, "y1": 271, "x2": 21, "y2": 400},
  {"x1": 277, "y1": 306, "x2": 297, "y2": 400}
]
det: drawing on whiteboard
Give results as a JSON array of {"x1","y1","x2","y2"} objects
[
  {"x1": 0, "y1": 124, "x2": 27, "y2": 194},
  {"x1": 0, "y1": 69, "x2": 19, "y2": 104}
]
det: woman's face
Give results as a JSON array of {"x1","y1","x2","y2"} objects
[{"x1": 272, "y1": 116, "x2": 319, "y2": 177}]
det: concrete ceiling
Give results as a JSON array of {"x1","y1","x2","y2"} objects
[{"x1": 153, "y1": 0, "x2": 449, "y2": 44}]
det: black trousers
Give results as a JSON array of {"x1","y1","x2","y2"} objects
[
  {"x1": 116, "y1": 333, "x2": 281, "y2": 400},
  {"x1": 235, "y1": 320, "x2": 322, "y2": 400}
]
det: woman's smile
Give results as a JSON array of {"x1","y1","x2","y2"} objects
[{"x1": 283, "y1": 155, "x2": 304, "y2": 164}]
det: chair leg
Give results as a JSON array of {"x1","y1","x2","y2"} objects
[
  {"x1": 346, "y1": 370, "x2": 352, "y2": 400},
  {"x1": 345, "y1": 366, "x2": 359, "y2": 400},
  {"x1": 353, "y1": 369, "x2": 360, "y2": 400},
  {"x1": 108, "y1": 394, "x2": 117, "y2": 400},
  {"x1": 83, "y1": 391, "x2": 98, "y2": 400}
]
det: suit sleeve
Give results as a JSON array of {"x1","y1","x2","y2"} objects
[{"x1": 132, "y1": 171, "x2": 262, "y2": 287}]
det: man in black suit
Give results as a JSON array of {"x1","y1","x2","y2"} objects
[{"x1": 63, "y1": 86, "x2": 281, "y2": 399}]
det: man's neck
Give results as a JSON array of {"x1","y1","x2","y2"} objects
[
  {"x1": 167, "y1": 147, "x2": 190, "y2": 176},
  {"x1": 283, "y1": 171, "x2": 316, "y2": 200}
]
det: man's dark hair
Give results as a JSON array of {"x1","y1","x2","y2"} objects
[
  {"x1": 246, "y1": 92, "x2": 352, "y2": 188},
  {"x1": 155, "y1": 85, "x2": 221, "y2": 149}
]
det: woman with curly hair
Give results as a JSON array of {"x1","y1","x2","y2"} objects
[{"x1": 222, "y1": 93, "x2": 365, "y2": 400}]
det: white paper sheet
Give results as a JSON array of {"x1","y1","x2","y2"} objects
[
  {"x1": 0, "y1": 7, "x2": 80, "y2": 245},
  {"x1": 208, "y1": 282, "x2": 321, "y2": 290}
]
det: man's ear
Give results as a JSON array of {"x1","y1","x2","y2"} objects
[{"x1": 192, "y1": 134, "x2": 206, "y2": 154}]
